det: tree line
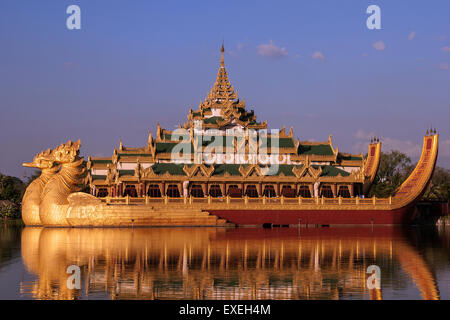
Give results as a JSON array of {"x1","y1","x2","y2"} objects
[{"x1": 367, "y1": 150, "x2": 449, "y2": 201}]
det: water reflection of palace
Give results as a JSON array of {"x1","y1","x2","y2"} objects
[{"x1": 20, "y1": 227, "x2": 440, "y2": 300}]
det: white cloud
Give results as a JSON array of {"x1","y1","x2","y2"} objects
[
  {"x1": 352, "y1": 130, "x2": 421, "y2": 158},
  {"x1": 437, "y1": 139, "x2": 450, "y2": 169},
  {"x1": 373, "y1": 41, "x2": 386, "y2": 51},
  {"x1": 257, "y1": 40, "x2": 288, "y2": 58},
  {"x1": 408, "y1": 31, "x2": 416, "y2": 40},
  {"x1": 63, "y1": 61, "x2": 77, "y2": 70},
  {"x1": 439, "y1": 63, "x2": 449, "y2": 70},
  {"x1": 306, "y1": 113, "x2": 318, "y2": 119},
  {"x1": 353, "y1": 132, "x2": 450, "y2": 168},
  {"x1": 440, "y1": 139, "x2": 450, "y2": 157},
  {"x1": 312, "y1": 51, "x2": 325, "y2": 61},
  {"x1": 442, "y1": 46, "x2": 450, "y2": 53}
]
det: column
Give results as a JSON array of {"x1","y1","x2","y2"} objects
[
  {"x1": 332, "y1": 184, "x2": 337, "y2": 198},
  {"x1": 308, "y1": 184, "x2": 314, "y2": 198},
  {"x1": 202, "y1": 183, "x2": 208, "y2": 197}
]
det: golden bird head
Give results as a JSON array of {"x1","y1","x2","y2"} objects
[
  {"x1": 51, "y1": 140, "x2": 82, "y2": 164},
  {"x1": 23, "y1": 148, "x2": 57, "y2": 169}
]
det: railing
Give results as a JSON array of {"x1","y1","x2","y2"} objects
[{"x1": 100, "y1": 195, "x2": 393, "y2": 207}]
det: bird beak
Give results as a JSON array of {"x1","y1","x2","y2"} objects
[{"x1": 23, "y1": 162, "x2": 36, "y2": 168}]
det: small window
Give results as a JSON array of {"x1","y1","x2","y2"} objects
[
  {"x1": 148, "y1": 184, "x2": 161, "y2": 197},
  {"x1": 97, "y1": 188, "x2": 108, "y2": 197},
  {"x1": 228, "y1": 185, "x2": 242, "y2": 198},
  {"x1": 245, "y1": 185, "x2": 258, "y2": 198},
  {"x1": 190, "y1": 184, "x2": 204, "y2": 197},
  {"x1": 281, "y1": 186, "x2": 296, "y2": 198},
  {"x1": 320, "y1": 185, "x2": 334, "y2": 198},
  {"x1": 263, "y1": 185, "x2": 276, "y2": 198},
  {"x1": 298, "y1": 185, "x2": 311, "y2": 198},
  {"x1": 209, "y1": 185, "x2": 222, "y2": 197},
  {"x1": 338, "y1": 186, "x2": 351, "y2": 198},
  {"x1": 124, "y1": 185, "x2": 137, "y2": 197},
  {"x1": 167, "y1": 184, "x2": 180, "y2": 198}
]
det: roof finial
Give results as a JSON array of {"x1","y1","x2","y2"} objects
[{"x1": 220, "y1": 41, "x2": 225, "y2": 67}]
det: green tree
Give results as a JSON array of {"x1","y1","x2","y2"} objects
[
  {"x1": 368, "y1": 150, "x2": 413, "y2": 198},
  {"x1": 422, "y1": 167, "x2": 450, "y2": 201},
  {"x1": 367, "y1": 151, "x2": 450, "y2": 201},
  {"x1": 0, "y1": 173, "x2": 26, "y2": 204}
]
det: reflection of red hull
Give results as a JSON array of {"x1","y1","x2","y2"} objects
[
  {"x1": 213, "y1": 226, "x2": 407, "y2": 240},
  {"x1": 210, "y1": 206, "x2": 417, "y2": 226}
]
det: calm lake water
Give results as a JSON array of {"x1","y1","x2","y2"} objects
[{"x1": 0, "y1": 221, "x2": 449, "y2": 300}]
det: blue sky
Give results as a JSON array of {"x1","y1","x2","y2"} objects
[{"x1": 0, "y1": 0, "x2": 449, "y2": 178}]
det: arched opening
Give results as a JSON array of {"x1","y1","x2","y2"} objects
[
  {"x1": 97, "y1": 188, "x2": 108, "y2": 197},
  {"x1": 190, "y1": 184, "x2": 204, "y2": 197},
  {"x1": 298, "y1": 185, "x2": 311, "y2": 198},
  {"x1": 147, "y1": 184, "x2": 162, "y2": 197},
  {"x1": 245, "y1": 185, "x2": 258, "y2": 198},
  {"x1": 281, "y1": 185, "x2": 296, "y2": 198},
  {"x1": 209, "y1": 184, "x2": 222, "y2": 197},
  {"x1": 338, "y1": 185, "x2": 351, "y2": 198},
  {"x1": 167, "y1": 184, "x2": 181, "y2": 198},
  {"x1": 228, "y1": 185, "x2": 242, "y2": 198},
  {"x1": 124, "y1": 185, "x2": 137, "y2": 197},
  {"x1": 263, "y1": 185, "x2": 276, "y2": 198},
  {"x1": 320, "y1": 185, "x2": 334, "y2": 198}
]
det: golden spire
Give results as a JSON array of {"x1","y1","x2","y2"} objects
[
  {"x1": 220, "y1": 43, "x2": 225, "y2": 68},
  {"x1": 206, "y1": 44, "x2": 238, "y2": 106}
]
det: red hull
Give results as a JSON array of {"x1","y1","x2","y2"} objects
[{"x1": 210, "y1": 206, "x2": 417, "y2": 226}]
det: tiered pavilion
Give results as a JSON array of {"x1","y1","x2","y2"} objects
[{"x1": 86, "y1": 46, "x2": 379, "y2": 201}]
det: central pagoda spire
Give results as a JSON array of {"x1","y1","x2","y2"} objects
[
  {"x1": 184, "y1": 45, "x2": 265, "y2": 130},
  {"x1": 220, "y1": 43, "x2": 225, "y2": 68},
  {"x1": 206, "y1": 45, "x2": 238, "y2": 105}
]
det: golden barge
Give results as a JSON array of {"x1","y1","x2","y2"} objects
[{"x1": 21, "y1": 46, "x2": 440, "y2": 227}]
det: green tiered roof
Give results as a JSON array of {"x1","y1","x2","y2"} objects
[
  {"x1": 155, "y1": 142, "x2": 194, "y2": 154},
  {"x1": 337, "y1": 154, "x2": 363, "y2": 161},
  {"x1": 212, "y1": 164, "x2": 242, "y2": 176},
  {"x1": 151, "y1": 163, "x2": 187, "y2": 176},
  {"x1": 146, "y1": 163, "x2": 348, "y2": 178},
  {"x1": 316, "y1": 165, "x2": 350, "y2": 177},
  {"x1": 118, "y1": 170, "x2": 135, "y2": 177},
  {"x1": 92, "y1": 174, "x2": 107, "y2": 181},
  {"x1": 91, "y1": 159, "x2": 113, "y2": 164},
  {"x1": 298, "y1": 144, "x2": 334, "y2": 156}
]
